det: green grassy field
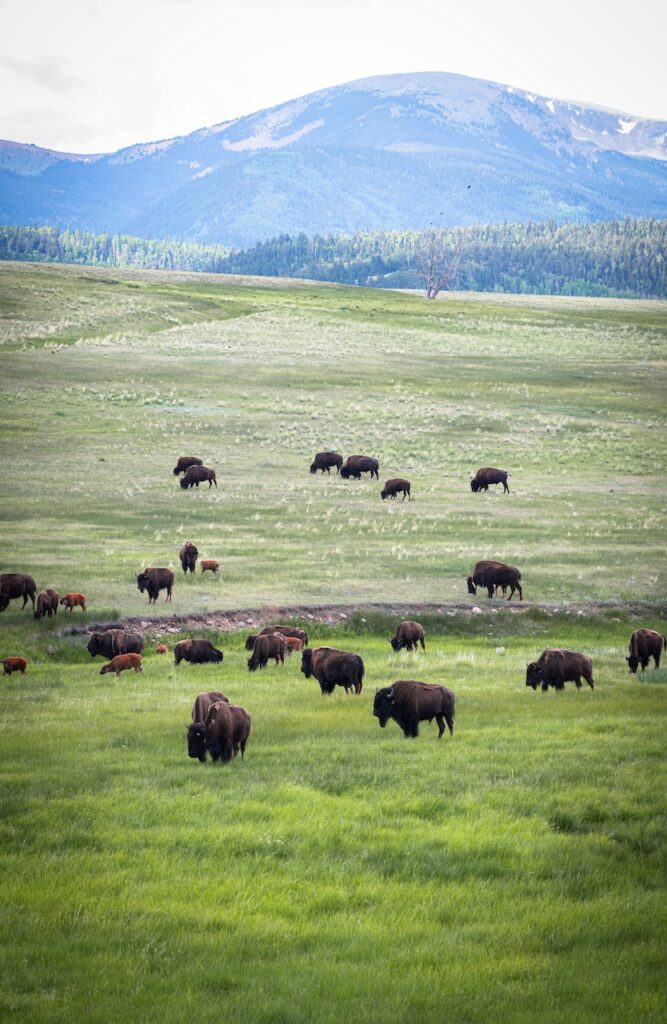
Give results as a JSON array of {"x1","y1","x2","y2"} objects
[{"x1": 0, "y1": 263, "x2": 666, "y2": 1023}]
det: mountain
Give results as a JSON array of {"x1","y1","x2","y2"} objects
[{"x1": 1, "y1": 72, "x2": 666, "y2": 247}]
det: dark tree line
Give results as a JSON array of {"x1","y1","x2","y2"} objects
[{"x1": 0, "y1": 219, "x2": 664, "y2": 298}]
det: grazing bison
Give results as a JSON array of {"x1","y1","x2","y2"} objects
[
  {"x1": 310, "y1": 452, "x2": 343, "y2": 474},
  {"x1": 0, "y1": 573, "x2": 37, "y2": 613},
  {"x1": 467, "y1": 560, "x2": 523, "y2": 601},
  {"x1": 381, "y1": 478, "x2": 411, "y2": 501},
  {"x1": 180, "y1": 465, "x2": 217, "y2": 489},
  {"x1": 173, "y1": 456, "x2": 203, "y2": 476},
  {"x1": 34, "y1": 589, "x2": 59, "y2": 620},
  {"x1": 202, "y1": 700, "x2": 235, "y2": 763},
  {"x1": 155, "y1": 643, "x2": 169, "y2": 655},
  {"x1": 187, "y1": 690, "x2": 229, "y2": 761},
  {"x1": 179, "y1": 540, "x2": 198, "y2": 574},
  {"x1": 279, "y1": 635, "x2": 305, "y2": 654},
  {"x1": 60, "y1": 592, "x2": 86, "y2": 613},
  {"x1": 200, "y1": 559, "x2": 219, "y2": 575},
  {"x1": 3, "y1": 656, "x2": 28, "y2": 675},
  {"x1": 340, "y1": 455, "x2": 379, "y2": 480},
  {"x1": 373, "y1": 680, "x2": 455, "y2": 738},
  {"x1": 301, "y1": 646, "x2": 364, "y2": 695},
  {"x1": 471, "y1": 467, "x2": 510, "y2": 493},
  {"x1": 87, "y1": 629, "x2": 144, "y2": 659},
  {"x1": 626, "y1": 629, "x2": 666, "y2": 673},
  {"x1": 100, "y1": 653, "x2": 143, "y2": 678},
  {"x1": 247, "y1": 632, "x2": 288, "y2": 671},
  {"x1": 390, "y1": 620, "x2": 426, "y2": 653},
  {"x1": 526, "y1": 649, "x2": 594, "y2": 691},
  {"x1": 245, "y1": 626, "x2": 309, "y2": 651},
  {"x1": 137, "y1": 567, "x2": 174, "y2": 604},
  {"x1": 174, "y1": 638, "x2": 224, "y2": 665}
]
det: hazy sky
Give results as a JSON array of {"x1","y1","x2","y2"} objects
[{"x1": 1, "y1": 0, "x2": 665, "y2": 153}]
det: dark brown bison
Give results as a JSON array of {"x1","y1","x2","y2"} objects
[
  {"x1": 173, "y1": 456, "x2": 203, "y2": 476},
  {"x1": 247, "y1": 633, "x2": 288, "y2": 671},
  {"x1": 3, "y1": 657, "x2": 28, "y2": 675},
  {"x1": 202, "y1": 700, "x2": 235, "y2": 763},
  {"x1": 229, "y1": 705, "x2": 251, "y2": 759},
  {"x1": 340, "y1": 455, "x2": 379, "y2": 480},
  {"x1": 390, "y1": 620, "x2": 426, "y2": 652},
  {"x1": 373, "y1": 680, "x2": 455, "y2": 738},
  {"x1": 87, "y1": 629, "x2": 144, "y2": 659},
  {"x1": 0, "y1": 573, "x2": 37, "y2": 613},
  {"x1": 381, "y1": 478, "x2": 411, "y2": 501},
  {"x1": 180, "y1": 465, "x2": 217, "y2": 489},
  {"x1": 187, "y1": 690, "x2": 229, "y2": 761},
  {"x1": 471, "y1": 467, "x2": 510, "y2": 493},
  {"x1": 526, "y1": 649, "x2": 594, "y2": 691},
  {"x1": 244, "y1": 625, "x2": 309, "y2": 651},
  {"x1": 310, "y1": 452, "x2": 343, "y2": 474},
  {"x1": 34, "y1": 589, "x2": 59, "y2": 620},
  {"x1": 301, "y1": 646, "x2": 364, "y2": 695},
  {"x1": 174, "y1": 638, "x2": 224, "y2": 665},
  {"x1": 626, "y1": 629, "x2": 666, "y2": 673},
  {"x1": 467, "y1": 560, "x2": 522, "y2": 601},
  {"x1": 137, "y1": 567, "x2": 174, "y2": 604},
  {"x1": 179, "y1": 540, "x2": 198, "y2": 574}
]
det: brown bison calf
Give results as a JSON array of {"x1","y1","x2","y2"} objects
[
  {"x1": 390, "y1": 620, "x2": 426, "y2": 652},
  {"x1": 247, "y1": 633, "x2": 288, "y2": 671},
  {"x1": 526, "y1": 649, "x2": 594, "y2": 691},
  {"x1": 381, "y1": 478, "x2": 411, "y2": 501},
  {"x1": 200, "y1": 560, "x2": 219, "y2": 575},
  {"x1": 3, "y1": 656, "x2": 28, "y2": 675},
  {"x1": 626, "y1": 629, "x2": 666, "y2": 672},
  {"x1": 279, "y1": 635, "x2": 305, "y2": 654},
  {"x1": 373, "y1": 680, "x2": 455, "y2": 738},
  {"x1": 245, "y1": 625, "x2": 309, "y2": 651},
  {"x1": 155, "y1": 643, "x2": 169, "y2": 654},
  {"x1": 471, "y1": 467, "x2": 510, "y2": 493},
  {"x1": 100, "y1": 653, "x2": 143, "y2": 678},
  {"x1": 60, "y1": 592, "x2": 86, "y2": 613},
  {"x1": 34, "y1": 589, "x2": 59, "y2": 620}
]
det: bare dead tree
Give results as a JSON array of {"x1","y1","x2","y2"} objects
[{"x1": 415, "y1": 226, "x2": 465, "y2": 299}]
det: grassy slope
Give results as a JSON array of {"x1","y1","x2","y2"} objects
[{"x1": 0, "y1": 263, "x2": 666, "y2": 1023}]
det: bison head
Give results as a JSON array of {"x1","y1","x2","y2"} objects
[
  {"x1": 525, "y1": 662, "x2": 541, "y2": 690},
  {"x1": 466, "y1": 576, "x2": 477, "y2": 595},
  {"x1": 180, "y1": 477, "x2": 189, "y2": 489},
  {"x1": 245, "y1": 635, "x2": 257, "y2": 652},
  {"x1": 211, "y1": 648, "x2": 224, "y2": 663},
  {"x1": 470, "y1": 479, "x2": 480, "y2": 492},
  {"x1": 87, "y1": 634, "x2": 105, "y2": 657},
  {"x1": 373, "y1": 686, "x2": 395, "y2": 727},
  {"x1": 187, "y1": 723, "x2": 208, "y2": 762},
  {"x1": 390, "y1": 636, "x2": 401, "y2": 652},
  {"x1": 136, "y1": 573, "x2": 148, "y2": 593},
  {"x1": 310, "y1": 463, "x2": 318, "y2": 473},
  {"x1": 340, "y1": 466, "x2": 351, "y2": 479},
  {"x1": 626, "y1": 655, "x2": 639, "y2": 674},
  {"x1": 381, "y1": 489, "x2": 389, "y2": 500},
  {"x1": 300, "y1": 648, "x2": 313, "y2": 677}
]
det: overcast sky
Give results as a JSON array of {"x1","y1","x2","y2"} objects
[{"x1": 1, "y1": 0, "x2": 665, "y2": 153}]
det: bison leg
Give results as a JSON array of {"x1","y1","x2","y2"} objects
[
  {"x1": 420, "y1": 638, "x2": 426, "y2": 651},
  {"x1": 435, "y1": 714, "x2": 446, "y2": 738},
  {"x1": 486, "y1": 584, "x2": 494, "y2": 599}
]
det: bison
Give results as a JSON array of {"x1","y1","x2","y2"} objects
[
  {"x1": 100, "y1": 653, "x2": 143, "y2": 678},
  {"x1": 526, "y1": 649, "x2": 594, "y2": 691},
  {"x1": 173, "y1": 456, "x2": 203, "y2": 476},
  {"x1": 3, "y1": 656, "x2": 28, "y2": 675},
  {"x1": 137, "y1": 567, "x2": 174, "y2": 604},
  {"x1": 202, "y1": 700, "x2": 235, "y2": 763},
  {"x1": 180, "y1": 464, "x2": 217, "y2": 489},
  {"x1": 60, "y1": 592, "x2": 86, "y2": 613},
  {"x1": 279, "y1": 635, "x2": 305, "y2": 654},
  {"x1": 467, "y1": 560, "x2": 523, "y2": 601},
  {"x1": 156, "y1": 643, "x2": 169, "y2": 655},
  {"x1": 373, "y1": 680, "x2": 455, "y2": 738},
  {"x1": 247, "y1": 632, "x2": 288, "y2": 671},
  {"x1": 200, "y1": 560, "x2": 219, "y2": 575},
  {"x1": 34, "y1": 589, "x2": 59, "y2": 620},
  {"x1": 310, "y1": 451, "x2": 343, "y2": 474},
  {"x1": 340, "y1": 455, "x2": 379, "y2": 480},
  {"x1": 0, "y1": 573, "x2": 37, "y2": 613},
  {"x1": 626, "y1": 629, "x2": 666, "y2": 673},
  {"x1": 244, "y1": 626, "x2": 308, "y2": 651},
  {"x1": 179, "y1": 540, "x2": 198, "y2": 574},
  {"x1": 174, "y1": 638, "x2": 224, "y2": 665},
  {"x1": 390, "y1": 620, "x2": 426, "y2": 653},
  {"x1": 301, "y1": 646, "x2": 364, "y2": 695},
  {"x1": 471, "y1": 467, "x2": 510, "y2": 493},
  {"x1": 87, "y1": 629, "x2": 144, "y2": 659},
  {"x1": 381, "y1": 478, "x2": 411, "y2": 501},
  {"x1": 187, "y1": 690, "x2": 229, "y2": 761}
]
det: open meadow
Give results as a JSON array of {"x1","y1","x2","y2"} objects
[{"x1": 0, "y1": 262, "x2": 666, "y2": 1022}]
